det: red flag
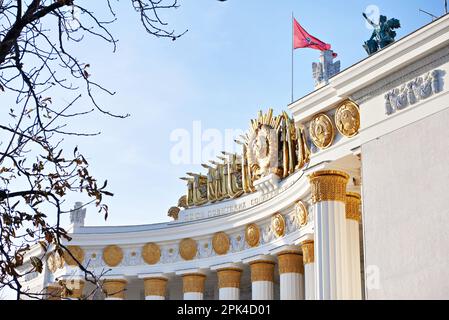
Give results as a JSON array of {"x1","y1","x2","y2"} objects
[{"x1": 293, "y1": 18, "x2": 331, "y2": 52}]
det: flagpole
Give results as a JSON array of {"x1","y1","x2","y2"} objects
[{"x1": 291, "y1": 11, "x2": 294, "y2": 104}]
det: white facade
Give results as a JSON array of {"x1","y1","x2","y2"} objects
[{"x1": 19, "y1": 15, "x2": 449, "y2": 300}]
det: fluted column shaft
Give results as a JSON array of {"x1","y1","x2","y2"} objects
[
  {"x1": 278, "y1": 251, "x2": 304, "y2": 300},
  {"x1": 309, "y1": 170, "x2": 350, "y2": 300},
  {"x1": 250, "y1": 260, "x2": 275, "y2": 300},
  {"x1": 346, "y1": 193, "x2": 363, "y2": 300},
  {"x1": 182, "y1": 273, "x2": 206, "y2": 300},
  {"x1": 217, "y1": 268, "x2": 242, "y2": 300},
  {"x1": 144, "y1": 277, "x2": 168, "y2": 300},
  {"x1": 301, "y1": 240, "x2": 315, "y2": 300}
]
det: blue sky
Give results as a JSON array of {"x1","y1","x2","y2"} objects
[{"x1": 40, "y1": 0, "x2": 444, "y2": 227}]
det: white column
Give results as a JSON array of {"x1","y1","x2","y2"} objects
[
  {"x1": 301, "y1": 240, "x2": 315, "y2": 300},
  {"x1": 346, "y1": 193, "x2": 363, "y2": 300},
  {"x1": 143, "y1": 276, "x2": 168, "y2": 300},
  {"x1": 182, "y1": 273, "x2": 206, "y2": 300},
  {"x1": 216, "y1": 268, "x2": 242, "y2": 300},
  {"x1": 309, "y1": 170, "x2": 350, "y2": 300},
  {"x1": 277, "y1": 249, "x2": 304, "y2": 300},
  {"x1": 248, "y1": 258, "x2": 275, "y2": 300}
]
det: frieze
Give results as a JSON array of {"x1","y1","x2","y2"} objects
[{"x1": 351, "y1": 46, "x2": 449, "y2": 104}]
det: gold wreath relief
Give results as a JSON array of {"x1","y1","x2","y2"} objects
[
  {"x1": 102, "y1": 245, "x2": 123, "y2": 267},
  {"x1": 335, "y1": 100, "x2": 360, "y2": 138},
  {"x1": 212, "y1": 232, "x2": 230, "y2": 255},
  {"x1": 309, "y1": 113, "x2": 335, "y2": 149},
  {"x1": 295, "y1": 201, "x2": 308, "y2": 227},
  {"x1": 142, "y1": 243, "x2": 161, "y2": 265},
  {"x1": 271, "y1": 213, "x2": 285, "y2": 238},
  {"x1": 245, "y1": 223, "x2": 260, "y2": 247},
  {"x1": 179, "y1": 238, "x2": 198, "y2": 261},
  {"x1": 63, "y1": 245, "x2": 85, "y2": 266}
]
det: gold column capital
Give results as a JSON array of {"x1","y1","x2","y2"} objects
[
  {"x1": 308, "y1": 170, "x2": 350, "y2": 203},
  {"x1": 249, "y1": 260, "x2": 275, "y2": 283},
  {"x1": 277, "y1": 251, "x2": 304, "y2": 274},
  {"x1": 346, "y1": 192, "x2": 362, "y2": 221},
  {"x1": 217, "y1": 268, "x2": 242, "y2": 289},
  {"x1": 103, "y1": 279, "x2": 127, "y2": 299},
  {"x1": 301, "y1": 240, "x2": 315, "y2": 265},
  {"x1": 143, "y1": 277, "x2": 168, "y2": 297},
  {"x1": 182, "y1": 273, "x2": 206, "y2": 294},
  {"x1": 45, "y1": 284, "x2": 62, "y2": 300}
]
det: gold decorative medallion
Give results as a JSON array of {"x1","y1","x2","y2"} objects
[
  {"x1": 179, "y1": 238, "x2": 197, "y2": 261},
  {"x1": 271, "y1": 213, "x2": 285, "y2": 238},
  {"x1": 245, "y1": 223, "x2": 260, "y2": 247},
  {"x1": 295, "y1": 201, "x2": 308, "y2": 227},
  {"x1": 309, "y1": 113, "x2": 335, "y2": 149},
  {"x1": 142, "y1": 243, "x2": 161, "y2": 265},
  {"x1": 212, "y1": 232, "x2": 230, "y2": 255},
  {"x1": 63, "y1": 245, "x2": 84, "y2": 266},
  {"x1": 102, "y1": 245, "x2": 123, "y2": 267},
  {"x1": 47, "y1": 251, "x2": 64, "y2": 273},
  {"x1": 335, "y1": 100, "x2": 360, "y2": 138}
]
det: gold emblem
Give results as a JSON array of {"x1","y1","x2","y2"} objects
[
  {"x1": 102, "y1": 245, "x2": 123, "y2": 267},
  {"x1": 212, "y1": 232, "x2": 230, "y2": 255},
  {"x1": 245, "y1": 223, "x2": 260, "y2": 247},
  {"x1": 47, "y1": 251, "x2": 64, "y2": 273},
  {"x1": 63, "y1": 245, "x2": 85, "y2": 266},
  {"x1": 271, "y1": 213, "x2": 285, "y2": 238},
  {"x1": 142, "y1": 243, "x2": 161, "y2": 265},
  {"x1": 309, "y1": 113, "x2": 335, "y2": 149},
  {"x1": 295, "y1": 201, "x2": 308, "y2": 227},
  {"x1": 335, "y1": 100, "x2": 360, "y2": 138},
  {"x1": 179, "y1": 238, "x2": 197, "y2": 261}
]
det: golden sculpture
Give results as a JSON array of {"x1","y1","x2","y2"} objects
[
  {"x1": 142, "y1": 243, "x2": 161, "y2": 265},
  {"x1": 63, "y1": 245, "x2": 84, "y2": 267},
  {"x1": 178, "y1": 109, "x2": 311, "y2": 208},
  {"x1": 178, "y1": 195, "x2": 188, "y2": 209},
  {"x1": 179, "y1": 238, "x2": 198, "y2": 261},
  {"x1": 335, "y1": 100, "x2": 361, "y2": 138},
  {"x1": 212, "y1": 232, "x2": 230, "y2": 255},
  {"x1": 102, "y1": 245, "x2": 123, "y2": 267},
  {"x1": 309, "y1": 113, "x2": 335, "y2": 149},
  {"x1": 245, "y1": 223, "x2": 260, "y2": 247},
  {"x1": 271, "y1": 213, "x2": 285, "y2": 238},
  {"x1": 167, "y1": 207, "x2": 180, "y2": 221},
  {"x1": 295, "y1": 201, "x2": 308, "y2": 227}
]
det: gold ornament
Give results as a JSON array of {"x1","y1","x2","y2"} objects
[
  {"x1": 217, "y1": 268, "x2": 242, "y2": 289},
  {"x1": 309, "y1": 113, "x2": 335, "y2": 149},
  {"x1": 102, "y1": 245, "x2": 123, "y2": 267},
  {"x1": 179, "y1": 238, "x2": 197, "y2": 261},
  {"x1": 142, "y1": 243, "x2": 161, "y2": 265},
  {"x1": 250, "y1": 260, "x2": 275, "y2": 282},
  {"x1": 144, "y1": 277, "x2": 167, "y2": 297},
  {"x1": 182, "y1": 273, "x2": 206, "y2": 293},
  {"x1": 346, "y1": 192, "x2": 362, "y2": 221},
  {"x1": 335, "y1": 100, "x2": 360, "y2": 138},
  {"x1": 301, "y1": 240, "x2": 315, "y2": 265},
  {"x1": 271, "y1": 213, "x2": 285, "y2": 238},
  {"x1": 245, "y1": 223, "x2": 260, "y2": 247},
  {"x1": 278, "y1": 251, "x2": 304, "y2": 274},
  {"x1": 212, "y1": 232, "x2": 230, "y2": 255},
  {"x1": 63, "y1": 245, "x2": 85, "y2": 266},
  {"x1": 309, "y1": 170, "x2": 350, "y2": 203},
  {"x1": 103, "y1": 279, "x2": 127, "y2": 299},
  {"x1": 295, "y1": 201, "x2": 308, "y2": 227},
  {"x1": 167, "y1": 207, "x2": 180, "y2": 220}
]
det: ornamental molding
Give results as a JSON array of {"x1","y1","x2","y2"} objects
[{"x1": 351, "y1": 46, "x2": 449, "y2": 105}]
